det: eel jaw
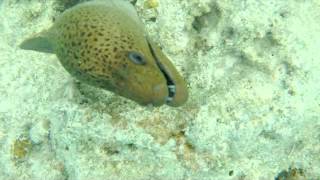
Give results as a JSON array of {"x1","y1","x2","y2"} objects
[
  {"x1": 152, "y1": 53, "x2": 177, "y2": 104},
  {"x1": 147, "y1": 41, "x2": 177, "y2": 105},
  {"x1": 166, "y1": 85, "x2": 176, "y2": 103}
]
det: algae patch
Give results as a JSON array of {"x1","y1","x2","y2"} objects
[{"x1": 12, "y1": 137, "x2": 32, "y2": 160}]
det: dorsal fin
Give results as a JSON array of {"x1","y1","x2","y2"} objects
[{"x1": 19, "y1": 30, "x2": 54, "y2": 54}]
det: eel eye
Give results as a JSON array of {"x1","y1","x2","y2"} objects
[{"x1": 128, "y1": 51, "x2": 146, "y2": 65}]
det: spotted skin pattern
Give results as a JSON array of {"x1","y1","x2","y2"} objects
[{"x1": 20, "y1": 0, "x2": 188, "y2": 107}]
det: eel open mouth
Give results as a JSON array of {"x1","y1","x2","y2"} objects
[{"x1": 147, "y1": 41, "x2": 176, "y2": 104}]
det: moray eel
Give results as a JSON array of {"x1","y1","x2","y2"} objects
[{"x1": 19, "y1": 0, "x2": 188, "y2": 107}]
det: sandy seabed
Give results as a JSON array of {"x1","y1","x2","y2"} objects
[{"x1": 0, "y1": 0, "x2": 319, "y2": 179}]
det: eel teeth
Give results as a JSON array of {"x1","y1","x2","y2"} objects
[
  {"x1": 166, "y1": 97, "x2": 173, "y2": 103},
  {"x1": 168, "y1": 85, "x2": 176, "y2": 93}
]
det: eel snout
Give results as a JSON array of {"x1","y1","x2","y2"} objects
[{"x1": 147, "y1": 40, "x2": 188, "y2": 107}]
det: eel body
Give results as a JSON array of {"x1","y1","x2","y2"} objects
[{"x1": 20, "y1": 0, "x2": 188, "y2": 107}]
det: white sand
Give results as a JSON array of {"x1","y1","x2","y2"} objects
[{"x1": 0, "y1": 0, "x2": 319, "y2": 179}]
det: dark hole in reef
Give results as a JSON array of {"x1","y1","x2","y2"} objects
[
  {"x1": 54, "y1": 0, "x2": 89, "y2": 12},
  {"x1": 229, "y1": 170, "x2": 234, "y2": 176},
  {"x1": 130, "y1": 0, "x2": 138, "y2": 6},
  {"x1": 148, "y1": 17, "x2": 157, "y2": 22},
  {"x1": 191, "y1": 2, "x2": 222, "y2": 33}
]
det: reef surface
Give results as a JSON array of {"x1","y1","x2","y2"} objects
[{"x1": 0, "y1": 0, "x2": 319, "y2": 179}]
